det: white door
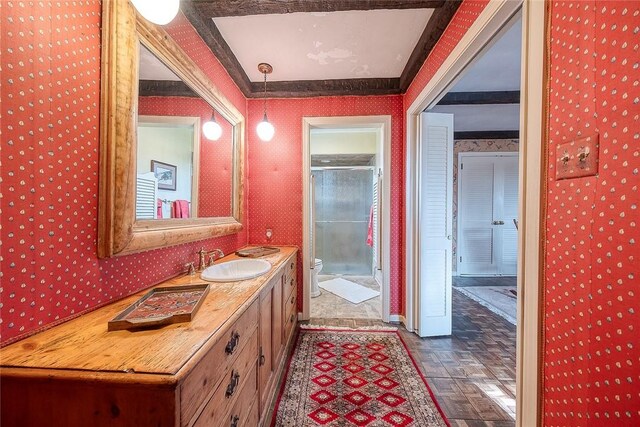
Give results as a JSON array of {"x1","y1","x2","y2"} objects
[
  {"x1": 458, "y1": 153, "x2": 519, "y2": 276},
  {"x1": 417, "y1": 113, "x2": 454, "y2": 337}
]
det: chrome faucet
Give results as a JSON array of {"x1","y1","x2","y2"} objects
[
  {"x1": 196, "y1": 247, "x2": 225, "y2": 271},
  {"x1": 207, "y1": 249, "x2": 224, "y2": 267}
]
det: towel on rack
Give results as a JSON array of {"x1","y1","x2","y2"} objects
[
  {"x1": 173, "y1": 200, "x2": 190, "y2": 218},
  {"x1": 366, "y1": 204, "x2": 374, "y2": 247},
  {"x1": 157, "y1": 199, "x2": 163, "y2": 219}
]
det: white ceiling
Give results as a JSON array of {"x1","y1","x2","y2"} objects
[
  {"x1": 430, "y1": 14, "x2": 522, "y2": 133},
  {"x1": 214, "y1": 9, "x2": 434, "y2": 82},
  {"x1": 139, "y1": 43, "x2": 180, "y2": 81},
  {"x1": 450, "y1": 16, "x2": 522, "y2": 92}
]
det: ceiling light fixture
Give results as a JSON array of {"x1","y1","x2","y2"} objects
[
  {"x1": 202, "y1": 111, "x2": 222, "y2": 141},
  {"x1": 131, "y1": 0, "x2": 180, "y2": 26},
  {"x1": 256, "y1": 63, "x2": 275, "y2": 142}
]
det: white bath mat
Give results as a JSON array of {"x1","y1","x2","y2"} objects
[{"x1": 318, "y1": 278, "x2": 380, "y2": 304}]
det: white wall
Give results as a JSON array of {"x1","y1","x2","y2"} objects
[
  {"x1": 310, "y1": 130, "x2": 377, "y2": 155},
  {"x1": 137, "y1": 124, "x2": 194, "y2": 209}
]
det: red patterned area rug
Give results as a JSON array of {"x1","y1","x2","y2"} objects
[{"x1": 271, "y1": 328, "x2": 450, "y2": 426}]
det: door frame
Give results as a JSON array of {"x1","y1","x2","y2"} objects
[
  {"x1": 301, "y1": 115, "x2": 392, "y2": 323},
  {"x1": 457, "y1": 152, "x2": 519, "y2": 276},
  {"x1": 404, "y1": 1, "x2": 546, "y2": 425}
]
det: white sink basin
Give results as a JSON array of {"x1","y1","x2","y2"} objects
[{"x1": 201, "y1": 259, "x2": 272, "y2": 282}]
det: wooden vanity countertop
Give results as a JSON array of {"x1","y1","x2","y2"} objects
[{"x1": 0, "y1": 246, "x2": 297, "y2": 380}]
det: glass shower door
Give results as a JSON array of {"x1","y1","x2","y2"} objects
[{"x1": 313, "y1": 169, "x2": 373, "y2": 275}]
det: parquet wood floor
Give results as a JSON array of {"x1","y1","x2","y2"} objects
[{"x1": 306, "y1": 288, "x2": 517, "y2": 426}]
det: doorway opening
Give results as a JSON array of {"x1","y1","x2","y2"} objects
[
  {"x1": 455, "y1": 152, "x2": 519, "y2": 323},
  {"x1": 411, "y1": 11, "x2": 522, "y2": 423},
  {"x1": 302, "y1": 116, "x2": 391, "y2": 323},
  {"x1": 430, "y1": 11, "x2": 522, "y2": 329},
  {"x1": 416, "y1": 9, "x2": 521, "y2": 332},
  {"x1": 405, "y1": 0, "x2": 546, "y2": 424}
]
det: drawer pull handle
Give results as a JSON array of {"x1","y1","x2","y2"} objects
[
  {"x1": 225, "y1": 370, "x2": 240, "y2": 398},
  {"x1": 290, "y1": 296, "x2": 295, "y2": 304},
  {"x1": 225, "y1": 331, "x2": 240, "y2": 355},
  {"x1": 290, "y1": 314, "x2": 295, "y2": 323},
  {"x1": 230, "y1": 415, "x2": 240, "y2": 427},
  {"x1": 290, "y1": 262, "x2": 294, "y2": 270},
  {"x1": 290, "y1": 278, "x2": 294, "y2": 287}
]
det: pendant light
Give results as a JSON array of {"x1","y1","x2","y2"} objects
[
  {"x1": 202, "y1": 111, "x2": 222, "y2": 141},
  {"x1": 256, "y1": 63, "x2": 275, "y2": 142},
  {"x1": 131, "y1": 0, "x2": 180, "y2": 26}
]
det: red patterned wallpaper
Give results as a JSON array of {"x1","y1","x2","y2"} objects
[
  {"x1": 246, "y1": 96, "x2": 405, "y2": 314},
  {"x1": 138, "y1": 96, "x2": 234, "y2": 217},
  {"x1": 543, "y1": 1, "x2": 640, "y2": 424},
  {"x1": 0, "y1": 2, "x2": 247, "y2": 346}
]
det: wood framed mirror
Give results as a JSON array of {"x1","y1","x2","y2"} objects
[{"x1": 98, "y1": 1, "x2": 244, "y2": 258}]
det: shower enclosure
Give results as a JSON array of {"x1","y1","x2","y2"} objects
[{"x1": 312, "y1": 168, "x2": 373, "y2": 275}]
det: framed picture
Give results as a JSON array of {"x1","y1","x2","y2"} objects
[{"x1": 151, "y1": 160, "x2": 177, "y2": 191}]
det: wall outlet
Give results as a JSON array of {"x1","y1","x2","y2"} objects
[{"x1": 265, "y1": 229, "x2": 273, "y2": 241}]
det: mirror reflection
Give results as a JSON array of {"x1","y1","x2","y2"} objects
[{"x1": 136, "y1": 42, "x2": 234, "y2": 220}]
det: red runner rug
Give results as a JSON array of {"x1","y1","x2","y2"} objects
[{"x1": 272, "y1": 328, "x2": 450, "y2": 426}]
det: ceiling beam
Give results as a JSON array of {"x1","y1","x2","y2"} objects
[
  {"x1": 138, "y1": 80, "x2": 200, "y2": 98},
  {"x1": 181, "y1": 0, "x2": 458, "y2": 97},
  {"x1": 191, "y1": 0, "x2": 445, "y2": 17},
  {"x1": 181, "y1": 1, "x2": 253, "y2": 96},
  {"x1": 439, "y1": 91, "x2": 520, "y2": 105},
  {"x1": 249, "y1": 78, "x2": 401, "y2": 98},
  {"x1": 454, "y1": 130, "x2": 520, "y2": 140},
  {"x1": 399, "y1": 0, "x2": 462, "y2": 91}
]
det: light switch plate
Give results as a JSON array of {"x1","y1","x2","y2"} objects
[{"x1": 555, "y1": 134, "x2": 599, "y2": 180}]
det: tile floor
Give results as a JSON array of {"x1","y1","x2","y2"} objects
[
  {"x1": 310, "y1": 275, "x2": 381, "y2": 319},
  {"x1": 306, "y1": 288, "x2": 517, "y2": 426}
]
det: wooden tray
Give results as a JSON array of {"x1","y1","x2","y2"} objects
[
  {"x1": 235, "y1": 246, "x2": 280, "y2": 258},
  {"x1": 108, "y1": 284, "x2": 210, "y2": 331}
]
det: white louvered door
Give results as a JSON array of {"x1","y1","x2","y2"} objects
[
  {"x1": 496, "y1": 156, "x2": 519, "y2": 275},
  {"x1": 458, "y1": 157, "x2": 496, "y2": 274},
  {"x1": 418, "y1": 113, "x2": 453, "y2": 337},
  {"x1": 458, "y1": 153, "x2": 518, "y2": 276},
  {"x1": 136, "y1": 172, "x2": 158, "y2": 220}
]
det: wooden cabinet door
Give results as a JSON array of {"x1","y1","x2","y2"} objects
[{"x1": 258, "y1": 284, "x2": 274, "y2": 412}]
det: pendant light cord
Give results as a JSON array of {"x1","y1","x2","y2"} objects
[{"x1": 263, "y1": 71, "x2": 268, "y2": 119}]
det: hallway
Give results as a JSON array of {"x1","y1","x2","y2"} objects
[{"x1": 306, "y1": 289, "x2": 517, "y2": 426}]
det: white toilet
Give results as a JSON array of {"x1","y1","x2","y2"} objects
[{"x1": 310, "y1": 258, "x2": 323, "y2": 298}]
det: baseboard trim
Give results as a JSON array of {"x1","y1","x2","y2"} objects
[{"x1": 388, "y1": 315, "x2": 407, "y2": 329}]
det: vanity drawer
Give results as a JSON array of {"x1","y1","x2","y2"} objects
[
  {"x1": 284, "y1": 290, "x2": 296, "y2": 320},
  {"x1": 193, "y1": 329, "x2": 258, "y2": 427},
  {"x1": 283, "y1": 291, "x2": 297, "y2": 343},
  {"x1": 285, "y1": 257, "x2": 296, "y2": 278},
  {"x1": 181, "y1": 300, "x2": 258, "y2": 426},
  {"x1": 284, "y1": 263, "x2": 296, "y2": 301},
  {"x1": 221, "y1": 366, "x2": 257, "y2": 427}
]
